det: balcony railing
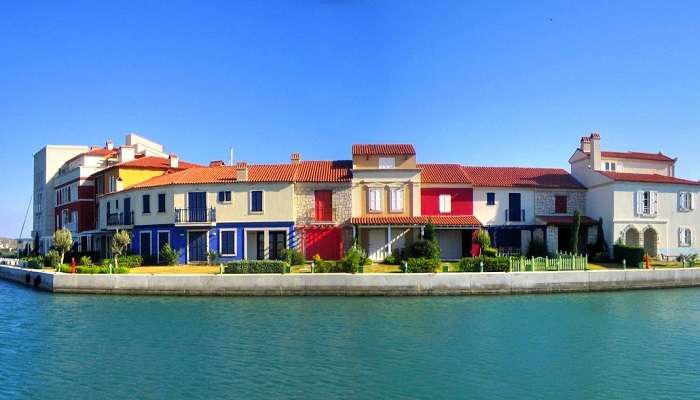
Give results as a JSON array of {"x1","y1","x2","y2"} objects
[
  {"x1": 106, "y1": 211, "x2": 135, "y2": 226},
  {"x1": 505, "y1": 209, "x2": 526, "y2": 223},
  {"x1": 312, "y1": 207, "x2": 338, "y2": 224},
  {"x1": 175, "y1": 207, "x2": 216, "y2": 224}
]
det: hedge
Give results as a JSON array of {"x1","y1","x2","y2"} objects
[
  {"x1": 55, "y1": 264, "x2": 129, "y2": 274},
  {"x1": 224, "y1": 260, "x2": 289, "y2": 274},
  {"x1": 314, "y1": 260, "x2": 352, "y2": 273},
  {"x1": 613, "y1": 245, "x2": 645, "y2": 267},
  {"x1": 458, "y1": 257, "x2": 510, "y2": 272},
  {"x1": 406, "y1": 257, "x2": 440, "y2": 273},
  {"x1": 100, "y1": 255, "x2": 143, "y2": 269}
]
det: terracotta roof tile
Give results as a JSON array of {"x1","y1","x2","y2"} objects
[
  {"x1": 461, "y1": 166, "x2": 585, "y2": 189},
  {"x1": 295, "y1": 160, "x2": 353, "y2": 182},
  {"x1": 599, "y1": 171, "x2": 700, "y2": 186},
  {"x1": 352, "y1": 144, "x2": 416, "y2": 156},
  {"x1": 418, "y1": 163, "x2": 472, "y2": 184},
  {"x1": 350, "y1": 215, "x2": 481, "y2": 227},
  {"x1": 601, "y1": 151, "x2": 675, "y2": 162}
]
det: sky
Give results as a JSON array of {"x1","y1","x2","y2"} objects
[{"x1": 1, "y1": 0, "x2": 699, "y2": 238}]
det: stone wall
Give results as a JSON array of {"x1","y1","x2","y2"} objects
[
  {"x1": 535, "y1": 190, "x2": 586, "y2": 216},
  {"x1": 547, "y1": 226, "x2": 559, "y2": 253},
  {"x1": 294, "y1": 183, "x2": 352, "y2": 225}
]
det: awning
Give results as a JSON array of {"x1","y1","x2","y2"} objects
[
  {"x1": 536, "y1": 215, "x2": 598, "y2": 226},
  {"x1": 350, "y1": 215, "x2": 482, "y2": 228}
]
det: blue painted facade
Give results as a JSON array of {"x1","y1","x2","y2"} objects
[{"x1": 132, "y1": 221, "x2": 295, "y2": 264}]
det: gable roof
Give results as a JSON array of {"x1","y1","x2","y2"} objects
[
  {"x1": 129, "y1": 160, "x2": 353, "y2": 190},
  {"x1": 352, "y1": 144, "x2": 416, "y2": 156},
  {"x1": 599, "y1": 171, "x2": 700, "y2": 186},
  {"x1": 601, "y1": 151, "x2": 675, "y2": 162},
  {"x1": 418, "y1": 163, "x2": 472, "y2": 184},
  {"x1": 460, "y1": 166, "x2": 585, "y2": 189}
]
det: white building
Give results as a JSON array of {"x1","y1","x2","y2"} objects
[{"x1": 570, "y1": 133, "x2": 699, "y2": 258}]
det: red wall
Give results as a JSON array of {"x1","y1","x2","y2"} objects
[
  {"x1": 421, "y1": 188, "x2": 473, "y2": 215},
  {"x1": 54, "y1": 201, "x2": 96, "y2": 232}
]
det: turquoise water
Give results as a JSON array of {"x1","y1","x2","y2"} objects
[{"x1": 1, "y1": 280, "x2": 700, "y2": 399}]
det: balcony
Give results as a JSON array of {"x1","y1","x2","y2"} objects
[
  {"x1": 175, "y1": 207, "x2": 216, "y2": 224},
  {"x1": 505, "y1": 209, "x2": 526, "y2": 223},
  {"x1": 106, "y1": 211, "x2": 135, "y2": 227},
  {"x1": 312, "y1": 207, "x2": 338, "y2": 225}
]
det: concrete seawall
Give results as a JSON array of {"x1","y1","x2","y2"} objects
[{"x1": 3, "y1": 264, "x2": 700, "y2": 296}]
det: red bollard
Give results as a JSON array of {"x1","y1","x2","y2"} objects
[{"x1": 70, "y1": 257, "x2": 77, "y2": 274}]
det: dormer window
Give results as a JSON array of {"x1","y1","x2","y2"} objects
[
  {"x1": 605, "y1": 161, "x2": 617, "y2": 171},
  {"x1": 378, "y1": 157, "x2": 395, "y2": 169}
]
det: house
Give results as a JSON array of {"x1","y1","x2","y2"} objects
[
  {"x1": 569, "y1": 133, "x2": 700, "y2": 258},
  {"x1": 463, "y1": 166, "x2": 591, "y2": 256}
]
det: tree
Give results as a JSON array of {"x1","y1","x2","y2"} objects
[
  {"x1": 423, "y1": 220, "x2": 436, "y2": 242},
  {"x1": 52, "y1": 229, "x2": 73, "y2": 266},
  {"x1": 33, "y1": 232, "x2": 40, "y2": 256},
  {"x1": 594, "y1": 217, "x2": 608, "y2": 254},
  {"x1": 475, "y1": 230, "x2": 492, "y2": 249},
  {"x1": 111, "y1": 230, "x2": 132, "y2": 272},
  {"x1": 569, "y1": 210, "x2": 581, "y2": 254}
]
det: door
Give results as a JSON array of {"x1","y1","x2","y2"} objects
[
  {"x1": 269, "y1": 231, "x2": 287, "y2": 260},
  {"x1": 140, "y1": 232, "x2": 151, "y2": 259},
  {"x1": 314, "y1": 190, "x2": 333, "y2": 222},
  {"x1": 437, "y1": 230, "x2": 462, "y2": 260},
  {"x1": 157, "y1": 231, "x2": 170, "y2": 263},
  {"x1": 188, "y1": 192, "x2": 206, "y2": 222},
  {"x1": 508, "y1": 193, "x2": 522, "y2": 222},
  {"x1": 123, "y1": 198, "x2": 131, "y2": 225},
  {"x1": 188, "y1": 231, "x2": 207, "y2": 262},
  {"x1": 558, "y1": 227, "x2": 572, "y2": 253},
  {"x1": 256, "y1": 232, "x2": 265, "y2": 260},
  {"x1": 368, "y1": 229, "x2": 387, "y2": 261},
  {"x1": 304, "y1": 227, "x2": 342, "y2": 260}
]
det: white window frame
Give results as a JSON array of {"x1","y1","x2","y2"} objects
[
  {"x1": 636, "y1": 190, "x2": 658, "y2": 216},
  {"x1": 679, "y1": 227, "x2": 693, "y2": 247},
  {"x1": 439, "y1": 194, "x2": 452, "y2": 213},
  {"x1": 389, "y1": 187, "x2": 404, "y2": 212},
  {"x1": 109, "y1": 176, "x2": 117, "y2": 193},
  {"x1": 156, "y1": 230, "x2": 170, "y2": 263},
  {"x1": 368, "y1": 188, "x2": 383, "y2": 212},
  {"x1": 219, "y1": 228, "x2": 237, "y2": 256},
  {"x1": 249, "y1": 190, "x2": 264, "y2": 214},
  {"x1": 679, "y1": 191, "x2": 695, "y2": 212},
  {"x1": 605, "y1": 161, "x2": 617, "y2": 172},
  {"x1": 378, "y1": 157, "x2": 395, "y2": 169}
]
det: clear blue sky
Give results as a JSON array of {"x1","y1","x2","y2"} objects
[{"x1": 1, "y1": 0, "x2": 699, "y2": 238}]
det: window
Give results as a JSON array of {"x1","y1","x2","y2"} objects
[
  {"x1": 158, "y1": 193, "x2": 166, "y2": 213},
  {"x1": 109, "y1": 176, "x2": 117, "y2": 193},
  {"x1": 314, "y1": 190, "x2": 333, "y2": 221},
  {"x1": 115, "y1": 199, "x2": 119, "y2": 210},
  {"x1": 250, "y1": 190, "x2": 263, "y2": 213},
  {"x1": 378, "y1": 157, "x2": 395, "y2": 169},
  {"x1": 439, "y1": 194, "x2": 452, "y2": 213},
  {"x1": 679, "y1": 191, "x2": 695, "y2": 212},
  {"x1": 368, "y1": 188, "x2": 382, "y2": 212},
  {"x1": 96, "y1": 178, "x2": 104, "y2": 195},
  {"x1": 605, "y1": 161, "x2": 617, "y2": 171},
  {"x1": 390, "y1": 188, "x2": 404, "y2": 212},
  {"x1": 219, "y1": 229, "x2": 236, "y2": 256},
  {"x1": 679, "y1": 228, "x2": 693, "y2": 247},
  {"x1": 486, "y1": 192, "x2": 496, "y2": 206},
  {"x1": 637, "y1": 190, "x2": 658, "y2": 216},
  {"x1": 218, "y1": 191, "x2": 232, "y2": 203},
  {"x1": 142, "y1": 194, "x2": 151, "y2": 214},
  {"x1": 555, "y1": 195, "x2": 568, "y2": 214}
]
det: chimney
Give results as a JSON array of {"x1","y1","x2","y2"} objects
[
  {"x1": 118, "y1": 146, "x2": 135, "y2": 163},
  {"x1": 209, "y1": 160, "x2": 225, "y2": 167},
  {"x1": 290, "y1": 152, "x2": 301, "y2": 164},
  {"x1": 580, "y1": 136, "x2": 591, "y2": 153},
  {"x1": 106, "y1": 139, "x2": 114, "y2": 151},
  {"x1": 169, "y1": 153, "x2": 179, "y2": 168},
  {"x1": 589, "y1": 132, "x2": 602, "y2": 170},
  {"x1": 235, "y1": 161, "x2": 248, "y2": 181}
]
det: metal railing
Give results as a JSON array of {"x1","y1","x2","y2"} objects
[
  {"x1": 106, "y1": 211, "x2": 134, "y2": 226},
  {"x1": 505, "y1": 209, "x2": 526, "y2": 222},
  {"x1": 175, "y1": 207, "x2": 216, "y2": 223}
]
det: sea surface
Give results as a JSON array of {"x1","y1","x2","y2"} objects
[{"x1": 1, "y1": 279, "x2": 699, "y2": 399}]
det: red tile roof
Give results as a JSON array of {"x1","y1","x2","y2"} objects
[
  {"x1": 601, "y1": 151, "x2": 675, "y2": 162},
  {"x1": 599, "y1": 171, "x2": 700, "y2": 186},
  {"x1": 350, "y1": 215, "x2": 481, "y2": 227},
  {"x1": 418, "y1": 164, "x2": 472, "y2": 184},
  {"x1": 536, "y1": 216, "x2": 598, "y2": 226},
  {"x1": 115, "y1": 156, "x2": 200, "y2": 170},
  {"x1": 461, "y1": 166, "x2": 585, "y2": 189},
  {"x1": 352, "y1": 144, "x2": 416, "y2": 156},
  {"x1": 129, "y1": 160, "x2": 353, "y2": 189}
]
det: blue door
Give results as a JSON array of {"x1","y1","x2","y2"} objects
[
  {"x1": 124, "y1": 197, "x2": 131, "y2": 225},
  {"x1": 188, "y1": 192, "x2": 206, "y2": 222},
  {"x1": 508, "y1": 193, "x2": 521, "y2": 222},
  {"x1": 188, "y1": 231, "x2": 207, "y2": 262}
]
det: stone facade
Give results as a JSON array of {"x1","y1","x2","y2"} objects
[
  {"x1": 547, "y1": 226, "x2": 559, "y2": 253},
  {"x1": 535, "y1": 190, "x2": 586, "y2": 216},
  {"x1": 294, "y1": 183, "x2": 352, "y2": 226}
]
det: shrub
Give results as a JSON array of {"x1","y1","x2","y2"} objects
[
  {"x1": 340, "y1": 242, "x2": 369, "y2": 273},
  {"x1": 406, "y1": 257, "x2": 439, "y2": 273},
  {"x1": 569, "y1": 210, "x2": 581, "y2": 254},
  {"x1": 46, "y1": 250, "x2": 61, "y2": 268},
  {"x1": 278, "y1": 248, "x2": 306, "y2": 265},
  {"x1": 423, "y1": 221, "x2": 436, "y2": 242},
  {"x1": 315, "y1": 260, "x2": 352, "y2": 273},
  {"x1": 312, "y1": 254, "x2": 322, "y2": 264},
  {"x1": 383, "y1": 255, "x2": 399, "y2": 265},
  {"x1": 159, "y1": 244, "x2": 179, "y2": 266},
  {"x1": 481, "y1": 247, "x2": 498, "y2": 257},
  {"x1": 79, "y1": 256, "x2": 92, "y2": 266},
  {"x1": 613, "y1": 245, "x2": 645, "y2": 267},
  {"x1": 526, "y1": 236, "x2": 547, "y2": 258},
  {"x1": 408, "y1": 239, "x2": 440, "y2": 260},
  {"x1": 224, "y1": 260, "x2": 288, "y2": 274},
  {"x1": 21, "y1": 256, "x2": 44, "y2": 269},
  {"x1": 458, "y1": 257, "x2": 510, "y2": 272},
  {"x1": 475, "y1": 230, "x2": 492, "y2": 248},
  {"x1": 102, "y1": 255, "x2": 143, "y2": 269},
  {"x1": 57, "y1": 264, "x2": 129, "y2": 274},
  {"x1": 207, "y1": 250, "x2": 218, "y2": 266}
]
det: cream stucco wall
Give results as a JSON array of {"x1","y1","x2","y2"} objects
[
  {"x1": 352, "y1": 154, "x2": 417, "y2": 169},
  {"x1": 601, "y1": 157, "x2": 673, "y2": 176},
  {"x1": 351, "y1": 169, "x2": 421, "y2": 217},
  {"x1": 473, "y1": 188, "x2": 536, "y2": 226}
]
